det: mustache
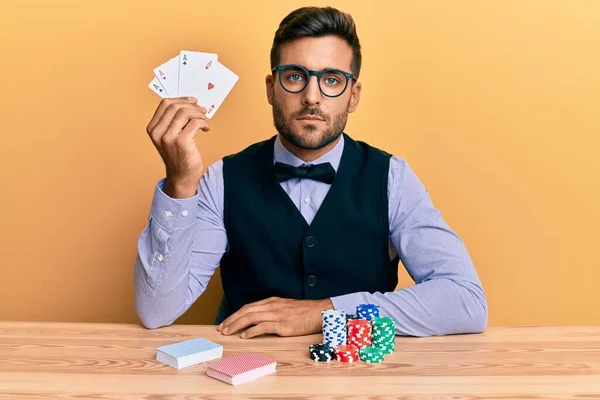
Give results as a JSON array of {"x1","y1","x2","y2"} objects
[{"x1": 295, "y1": 108, "x2": 328, "y2": 121}]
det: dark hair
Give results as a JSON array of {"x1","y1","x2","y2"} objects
[{"x1": 270, "y1": 6, "x2": 362, "y2": 78}]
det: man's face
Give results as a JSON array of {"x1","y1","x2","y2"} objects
[{"x1": 266, "y1": 35, "x2": 361, "y2": 151}]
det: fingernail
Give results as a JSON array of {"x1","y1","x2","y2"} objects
[
  {"x1": 200, "y1": 106, "x2": 207, "y2": 112},
  {"x1": 240, "y1": 332, "x2": 247, "y2": 339},
  {"x1": 222, "y1": 327, "x2": 229, "y2": 335},
  {"x1": 187, "y1": 96, "x2": 198, "y2": 102},
  {"x1": 216, "y1": 323, "x2": 222, "y2": 331}
]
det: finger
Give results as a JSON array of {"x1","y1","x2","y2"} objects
[
  {"x1": 147, "y1": 97, "x2": 197, "y2": 134},
  {"x1": 165, "y1": 106, "x2": 209, "y2": 135},
  {"x1": 218, "y1": 298, "x2": 282, "y2": 332},
  {"x1": 219, "y1": 305, "x2": 258, "y2": 333},
  {"x1": 179, "y1": 118, "x2": 210, "y2": 141},
  {"x1": 159, "y1": 105, "x2": 209, "y2": 144},
  {"x1": 218, "y1": 303, "x2": 249, "y2": 332},
  {"x1": 241, "y1": 322, "x2": 281, "y2": 339},
  {"x1": 148, "y1": 102, "x2": 196, "y2": 145},
  {"x1": 251, "y1": 296, "x2": 281, "y2": 306},
  {"x1": 222, "y1": 311, "x2": 279, "y2": 336}
]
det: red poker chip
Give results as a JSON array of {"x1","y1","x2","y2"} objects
[
  {"x1": 334, "y1": 345, "x2": 359, "y2": 352},
  {"x1": 334, "y1": 344, "x2": 359, "y2": 361},
  {"x1": 347, "y1": 320, "x2": 373, "y2": 349}
]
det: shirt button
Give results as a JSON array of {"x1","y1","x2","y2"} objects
[
  {"x1": 181, "y1": 210, "x2": 189, "y2": 217},
  {"x1": 304, "y1": 196, "x2": 311, "y2": 204},
  {"x1": 307, "y1": 275, "x2": 317, "y2": 287},
  {"x1": 305, "y1": 236, "x2": 316, "y2": 248},
  {"x1": 157, "y1": 254, "x2": 164, "y2": 262},
  {"x1": 164, "y1": 210, "x2": 173, "y2": 217}
]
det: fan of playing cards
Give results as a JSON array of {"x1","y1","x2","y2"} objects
[{"x1": 148, "y1": 50, "x2": 239, "y2": 119}]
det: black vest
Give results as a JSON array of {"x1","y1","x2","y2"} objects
[{"x1": 219, "y1": 133, "x2": 399, "y2": 315}]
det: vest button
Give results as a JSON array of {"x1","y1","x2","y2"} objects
[
  {"x1": 307, "y1": 275, "x2": 317, "y2": 286},
  {"x1": 305, "y1": 236, "x2": 316, "y2": 247}
]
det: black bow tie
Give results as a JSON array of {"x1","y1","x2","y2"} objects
[{"x1": 273, "y1": 161, "x2": 336, "y2": 184}]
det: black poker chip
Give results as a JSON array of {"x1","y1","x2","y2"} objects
[{"x1": 309, "y1": 343, "x2": 335, "y2": 362}]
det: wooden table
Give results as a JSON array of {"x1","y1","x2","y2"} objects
[{"x1": 1, "y1": 322, "x2": 599, "y2": 399}]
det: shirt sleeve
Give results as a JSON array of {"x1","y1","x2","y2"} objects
[
  {"x1": 330, "y1": 156, "x2": 488, "y2": 336},
  {"x1": 133, "y1": 160, "x2": 228, "y2": 329}
]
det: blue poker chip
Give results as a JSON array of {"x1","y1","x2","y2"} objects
[{"x1": 356, "y1": 304, "x2": 380, "y2": 321}]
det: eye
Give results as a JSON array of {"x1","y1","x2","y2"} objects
[
  {"x1": 321, "y1": 72, "x2": 344, "y2": 86},
  {"x1": 283, "y1": 68, "x2": 306, "y2": 82}
]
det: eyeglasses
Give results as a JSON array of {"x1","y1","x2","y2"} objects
[{"x1": 271, "y1": 64, "x2": 356, "y2": 98}]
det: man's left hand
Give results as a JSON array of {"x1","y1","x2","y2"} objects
[{"x1": 216, "y1": 297, "x2": 333, "y2": 339}]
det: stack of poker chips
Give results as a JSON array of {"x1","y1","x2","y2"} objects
[
  {"x1": 371, "y1": 316, "x2": 396, "y2": 354},
  {"x1": 356, "y1": 303, "x2": 380, "y2": 320},
  {"x1": 309, "y1": 343, "x2": 335, "y2": 362},
  {"x1": 334, "y1": 345, "x2": 359, "y2": 362},
  {"x1": 347, "y1": 319, "x2": 372, "y2": 349},
  {"x1": 321, "y1": 309, "x2": 347, "y2": 347},
  {"x1": 359, "y1": 347, "x2": 385, "y2": 363},
  {"x1": 309, "y1": 304, "x2": 396, "y2": 363}
]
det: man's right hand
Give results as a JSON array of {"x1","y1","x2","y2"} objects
[{"x1": 146, "y1": 97, "x2": 210, "y2": 199}]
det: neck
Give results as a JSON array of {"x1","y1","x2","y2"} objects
[{"x1": 279, "y1": 134, "x2": 341, "y2": 162}]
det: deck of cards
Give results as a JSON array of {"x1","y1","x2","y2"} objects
[
  {"x1": 148, "y1": 50, "x2": 239, "y2": 119},
  {"x1": 206, "y1": 353, "x2": 277, "y2": 386},
  {"x1": 156, "y1": 337, "x2": 223, "y2": 369}
]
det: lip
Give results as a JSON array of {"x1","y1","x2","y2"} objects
[{"x1": 297, "y1": 117, "x2": 324, "y2": 121}]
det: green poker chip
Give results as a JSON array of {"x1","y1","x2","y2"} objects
[
  {"x1": 359, "y1": 347, "x2": 385, "y2": 363},
  {"x1": 371, "y1": 317, "x2": 396, "y2": 354}
]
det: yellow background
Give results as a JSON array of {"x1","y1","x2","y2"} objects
[{"x1": 1, "y1": 1, "x2": 599, "y2": 327}]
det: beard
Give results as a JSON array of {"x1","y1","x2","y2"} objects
[{"x1": 272, "y1": 99, "x2": 349, "y2": 150}]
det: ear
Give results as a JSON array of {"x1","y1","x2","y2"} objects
[
  {"x1": 265, "y1": 74, "x2": 275, "y2": 105},
  {"x1": 347, "y1": 81, "x2": 361, "y2": 113}
]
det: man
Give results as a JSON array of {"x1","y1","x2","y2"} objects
[{"x1": 134, "y1": 6, "x2": 487, "y2": 339}]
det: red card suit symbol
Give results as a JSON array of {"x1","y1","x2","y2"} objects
[
  {"x1": 208, "y1": 104, "x2": 215, "y2": 113},
  {"x1": 208, "y1": 82, "x2": 215, "y2": 90},
  {"x1": 205, "y1": 60, "x2": 212, "y2": 69},
  {"x1": 159, "y1": 70, "x2": 166, "y2": 80}
]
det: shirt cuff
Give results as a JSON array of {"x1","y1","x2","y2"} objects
[
  {"x1": 330, "y1": 292, "x2": 369, "y2": 315},
  {"x1": 150, "y1": 178, "x2": 198, "y2": 232}
]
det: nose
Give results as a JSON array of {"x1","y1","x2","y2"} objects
[{"x1": 301, "y1": 75, "x2": 322, "y2": 107}]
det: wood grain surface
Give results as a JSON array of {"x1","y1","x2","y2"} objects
[{"x1": 1, "y1": 322, "x2": 599, "y2": 399}]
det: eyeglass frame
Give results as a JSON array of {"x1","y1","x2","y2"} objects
[{"x1": 271, "y1": 64, "x2": 357, "y2": 98}]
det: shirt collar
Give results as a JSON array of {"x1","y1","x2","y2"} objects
[{"x1": 273, "y1": 133, "x2": 344, "y2": 172}]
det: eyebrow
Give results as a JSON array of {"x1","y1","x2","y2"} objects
[{"x1": 291, "y1": 65, "x2": 345, "y2": 73}]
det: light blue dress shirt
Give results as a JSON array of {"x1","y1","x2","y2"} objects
[{"x1": 134, "y1": 134, "x2": 488, "y2": 336}]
